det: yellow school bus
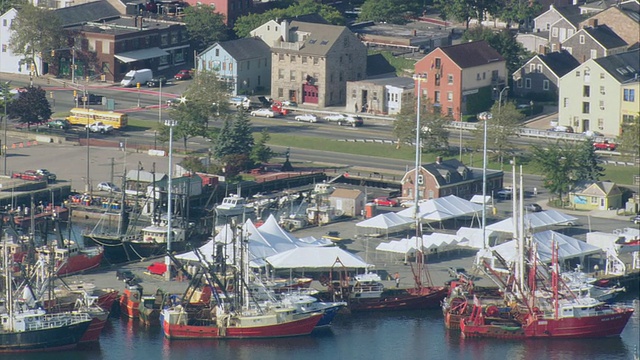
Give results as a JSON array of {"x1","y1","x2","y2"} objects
[{"x1": 66, "y1": 108, "x2": 128, "y2": 129}]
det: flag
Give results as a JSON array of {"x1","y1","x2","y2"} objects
[{"x1": 430, "y1": 61, "x2": 434, "y2": 69}]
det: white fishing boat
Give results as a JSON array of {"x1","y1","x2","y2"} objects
[{"x1": 216, "y1": 195, "x2": 255, "y2": 216}]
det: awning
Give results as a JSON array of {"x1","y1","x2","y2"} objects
[{"x1": 115, "y1": 47, "x2": 169, "y2": 63}]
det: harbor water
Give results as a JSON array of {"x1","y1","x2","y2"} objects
[{"x1": 13, "y1": 297, "x2": 640, "y2": 360}]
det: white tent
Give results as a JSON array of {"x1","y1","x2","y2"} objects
[
  {"x1": 355, "y1": 212, "x2": 413, "y2": 236},
  {"x1": 376, "y1": 233, "x2": 462, "y2": 262},
  {"x1": 397, "y1": 195, "x2": 482, "y2": 224},
  {"x1": 265, "y1": 247, "x2": 370, "y2": 269},
  {"x1": 455, "y1": 227, "x2": 497, "y2": 249},
  {"x1": 486, "y1": 210, "x2": 579, "y2": 234},
  {"x1": 470, "y1": 195, "x2": 492, "y2": 205},
  {"x1": 475, "y1": 230, "x2": 603, "y2": 268}
]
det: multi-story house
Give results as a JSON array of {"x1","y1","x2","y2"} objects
[
  {"x1": 578, "y1": 2, "x2": 640, "y2": 49},
  {"x1": 0, "y1": 8, "x2": 36, "y2": 75},
  {"x1": 533, "y1": 4, "x2": 585, "y2": 52},
  {"x1": 400, "y1": 157, "x2": 503, "y2": 201},
  {"x1": 345, "y1": 76, "x2": 415, "y2": 115},
  {"x1": 263, "y1": 20, "x2": 367, "y2": 107},
  {"x1": 413, "y1": 40, "x2": 507, "y2": 121},
  {"x1": 61, "y1": 14, "x2": 190, "y2": 83},
  {"x1": 558, "y1": 49, "x2": 639, "y2": 135},
  {"x1": 561, "y1": 21, "x2": 627, "y2": 63},
  {"x1": 512, "y1": 50, "x2": 580, "y2": 100},
  {"x1": 196, "y1": 37, "x2": 271, "y2": 96}
]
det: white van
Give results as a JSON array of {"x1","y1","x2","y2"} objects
[{"x1": 120, "y1": 69, "x2": 153, "y2": 87}]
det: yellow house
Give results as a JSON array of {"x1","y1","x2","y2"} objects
[{"x1": 570, "y1": 181, "x2": 622, "y2": 210}]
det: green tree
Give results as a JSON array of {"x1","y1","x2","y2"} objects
[
  {"x1": 180, "y1": 155, "x2": 207, "y2": 173},
  {"x1": 392, "y1": 96, "x2": 451, "y2": 152},
  {"x1": 0, "y1": 0, "x2": 27, "y2": 15},
  {"x1": 182, "y1": 69, "x2": 231, "y2": 132},
  {"x1": 357, "y1": 0, "x2": 411, "y2": 25},
  {"x1": 233, "y1": 0, "x2": 344, "y2": 38},
  {"x1": 618, "y1": 114, "x2": 640, "y2": 158},
  {"x1": 469, "y1": 101, "x2": 523, "y2": 167},
  {"x1": 7, "y1": 86, "x2": 51, "y2": 128},
  {"x1": 493, "y1": 0, "x2": 542, "y2": 29},
  {"x1": 435, "y1": 0, "x2": 497, "y2": 29},
  {"x1": 392, "y1": 101, "x2": 418, "y2": 149},
  {"x1": 574, "y1": 139, "x2": 604, "y2": 182},
  {"x1": 251, "y1": 128, "x2": 275, "y2": 164},
  {"x1": 531, "y1": 143, "x2": 576, "y2": 204},
  {"x1": 462, "y1": 26, "x2": 530, "y2": 75},
  {"x1": 228, "y1": 111, "x2": 254, "y2": 158},
  {"x1": 183, "y1": 4, "x2": 229, "y2": 53},
  {"x1": 212, "y1": 119, "x2": 233, "y2": 159},
  {"x1": 164, "y1": 102, "x2": 209, "y2": 152},
  {"x1": 9, "y1": 4, "x2": 66, "y2": 76}
]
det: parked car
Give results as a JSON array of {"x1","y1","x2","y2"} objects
[
  {"x1": 96, "y1": 182, "x2": 121, "y2": 192},
  {"x1": 548, "y1": 125, "x2": 574, "y2": 133},
  {"x1": 583, "y1": 130, "x2": 604, "y2": 138},
  {"x1": 324, "y1": 113, "x2": 363, "y2": 127},
  {"x1": 174, "y1": 69, "x2": 192, "y2": 80},
  {"x1": 36, "y1": 169, "x2": 56, "y2": 183},
  {"x1": 631, "y1": 215, "x2": 640, "y2": 224},
  {"x1": 86, "y1": 121, "x2": 114, "y2": 134},
  {"x1": 373, "y1": 197, "x2": 398, "y2": 207},
  {"x1": 294, "y1": 113, "x2": 318, "y2": 123},
  {"x1": 47, "y1": 119, "x2": 70, "y2": 129},
  {"x1": 250, "y1": 108, "x2": 277, "y2": 118},
  {"x1": 593, "y1": 140, "x2": 616, "y2": 151},
  {"x1": 147, "y1": 76, "x2": 167, "y2": 87},
  {"x1": 496, "y1": 188, "x2": 513, "y2": 200},
  {"x1": 524, "y1": 203, "x2": 542, "y2": 212},
  {"x1": 282, "y1": 100, "x2": 298, "y2": 107}
]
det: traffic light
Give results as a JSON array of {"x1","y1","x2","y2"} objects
[
  {"x1": 51, "y1": 50, "x2": 55, "y2": 57},
  {"x1": 136, "y1": 82, "x2": 140, "y2": 89},
  {"x1": 73, "y1": 90, "x2": 77, "y2": 97}
]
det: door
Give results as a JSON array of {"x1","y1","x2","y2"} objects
[
  {"x1": 303, "y1": 84, "x2": 318, "y2": 104},
  {"x1": 288, "y1": 90, "x2": 297, "y2": 102},
  {"x1": 582, "y1": 119, "x2": 590, "y2": 132}
]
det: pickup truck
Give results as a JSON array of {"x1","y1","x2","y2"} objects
[
  {"x1": 593, "y1": 140, "x2": 616, "y2": 151},
  {"x1": 86, "y1": 121, "x2": 114, "y2": 134},
  {"x1": 12, "y1": 170, "x2": 45, "y2": 181},
  {"x1": 36, "y1": 169, "x2": 57, "y2": 183}
]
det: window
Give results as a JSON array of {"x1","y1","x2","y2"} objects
[
  {"x1": 600, "y1": 72, "x2": 605, "y2": 79},
  {"x1": 279, "y1": 53, "x2": 284, "y2": 61},
  {"x1": 590, "y1": 49, "x2": 597, "y2": 59},
  {"x1": 278, "y1": 69, "x2": 284, "y2": 79},
  {"x1": 598, "y1": 118, "x2": 604, "y2": 130},
  {"x1": 575, "y1": 71, "x2": 580, "y2": 77},
  {"x1": 447, "y1": 92, "x2": 453, "y2": 101},
  {"x1": 447, "y1": 107, "x2": 453, "y2": 116},
  {"x1": 517, "y1": 78, "x2": 523, "y2": 88},
  {"x1": 599, "y1": 100, "x2": 604, "y2": 110},
  {"x1": 302, "y1": 56, "x2": 307, "y2": 64},
  {"x1": 623, "y1": 89, "x2": 635, "y2": 102},
  {"x1": 583, "y1": 86, "x2": 590, "y2": 97},
  {"x1": 546, "y1": 23, "x2": 550, "y2": 30},
  {"x1": 476, "y1": 73, "x2": 481, "y2": 80},
  {"x1": 537, "y1": 64, "x2": 542, "y2": 73},
  {"x1": 530, "y1": 64, "x2": 536, "y2": 73},
  {"x1": 552, "y1": 27, "x2": 558, "y2": 37},
  {"x1": 525, "y1": 78, "x2": 531, "y2": 88},
  {"x1": 600, "y1": 86, "x2": 605, "y2": 95},
  {"x1": 2, "y1": 19, "x2": 6, "y2": 26},
  {"x1": 573, "y1": 117, "x2": 580, "y2": 127},
  {"x1": 591, "y1": 196, "x2": 598, "y2": 204},
  {"x1": 435, "y1": 58, "x2": 441, "y2": 69},
  {"x1": 278, "y1": 88, "x2": 283, "y2": 98},
  {"x1": 483, "y1": 72, "x2": 487, "y2": 80},
  {"x1": 582, "y1": 102, "x2": 590, "y2": 114},
  {"x1": 447, "y1": 74, "x2": 453, "y2": 84},
  {"x1": 290, "y1": 70, "x2": 296, "y2": 81},
  {"x1": 563, "y1": 98, "x2": 568, "y2": 107},
  {"x1": 1, "y1": 44, "x2": 5, "y2": 53},
  {"x1": 290, "y1": 55, "x2": 296, "y2": 63},
  {"x1": 543, "y1": 80, "x2": 549, "y2": 90},
  {"x1": 623, "y1": 114, "x2": 635, "y2": 123},
  {"x1": 579, "y1": 35, "x2": 585, "y2": 44},
  {"x1": 434, "y1": 91, "x2": 440, "y2": 103},
  {"x1": 313, "y1": 57, "x2": 319, "y2": 65}
]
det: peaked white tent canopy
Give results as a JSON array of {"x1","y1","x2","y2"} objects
[
  {"x1": 475, "y1": 230, "x2": 603, "y2": 267},
  {"x1": 376, "y1": 233, "x2": 462, "y2": 263},
  {"x1": 355, "y1": 212, "x2": 413, "y2": 236},
  {"x1": 485, "y1": 210, "x2": 578, "y2": 234},
  {"x1": 265, "y1": 247, "x2": 370, "y2": 269},
  {"x1": 455, "y1": 227, "x2": 497, "y2": 249},
  {"x1": 397, "y1": 195, "x2": 483, "y2": 223},
  {"x1": 176, "y1": 215, "x2": 333, "y2": 267}
]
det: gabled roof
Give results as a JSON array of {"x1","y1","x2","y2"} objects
[
  {"x1": 580, "y1": 0, "x2": 619, "y2": 12},
  {"x1": 554, "y1": 5, "x2": 585, "y2": 27},
  {"x1": 330, "y1": 188, "x2": 363, "y2": 199},
  {"x1": 539, "y1": 50, "x2": 581, "y2": 77},
  {"x1": 573, "y1": 181, "x2": 622, "y2": 196},
  {"x1": 582, "y1": 25, "x2": 628, "y2": 49},
  {"x1": 218, "y1": 37, "x2": 270, "y2": 61},
  {"x1": 594, "y1": 49, "x2": 640, "y2": 83},
  {"x1": 437, "y1": 40, "x2": 504, "y2": 69},
  {"x1": 423, "y1": 159, "x2": 471, "y2": 186},
  {"x1": 55, "y1": 1, "x2": 121, "y2": 27},
  {"x1": 285, "y1": 20, "x2": 350, "y2": 56}
]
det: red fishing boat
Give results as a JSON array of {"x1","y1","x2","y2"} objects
[
  {"x1": 119, "y1": 283, "x2": 143, "y2": 319},
  {"x1": 460, "y1": 237, "x2": 634, "y2": 339},
  {"x1": 36, "y1": 240, "x2": 104, "y2": 276}
]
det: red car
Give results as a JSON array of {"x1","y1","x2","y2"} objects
[
  {"x1": 593, "y1": 140, "x2": 616, "y2": 151},
  {"x1": 374, "y1": 197, "x2": 398, "y2": 207},
  {"x1": 174, "y1": 69, "x2": 192, "y2": 80}
]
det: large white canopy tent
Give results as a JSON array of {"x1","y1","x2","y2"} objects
[
  {"x1": 486, "y1": 210, "x2": 578, "y2": 234},
  {"x1": 176, "y1": 215, "x2": 333, "y2": 267},
  {"x1": 396, "y1": 195, "x2": 483, "y2": 228},
  {"x1": 265, "y1": 247, "x2": 371, "y2": 270},
  {"x1": 475, "y1": 230, "x2": 603, "y2": 269},
  {"x1": 355, "y1": 212, "x2": 414, "y2": 236},
  {"x1": 375, "y1": 233, "x2": 461, "y2": 262}
]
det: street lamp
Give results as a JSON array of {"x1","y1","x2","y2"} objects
[
  {"x1": 164, "y1": 119, "x2": 177, "y2": 281},
  {"x1": 496, "y1": 86, "x2": 510, "y2": 115},
  {"x1": 479, "y1": 111, "x2": 493, "y2": 248},
  {"x1": 2, "y1": 80, "x2": 11, "y2": 176}
]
